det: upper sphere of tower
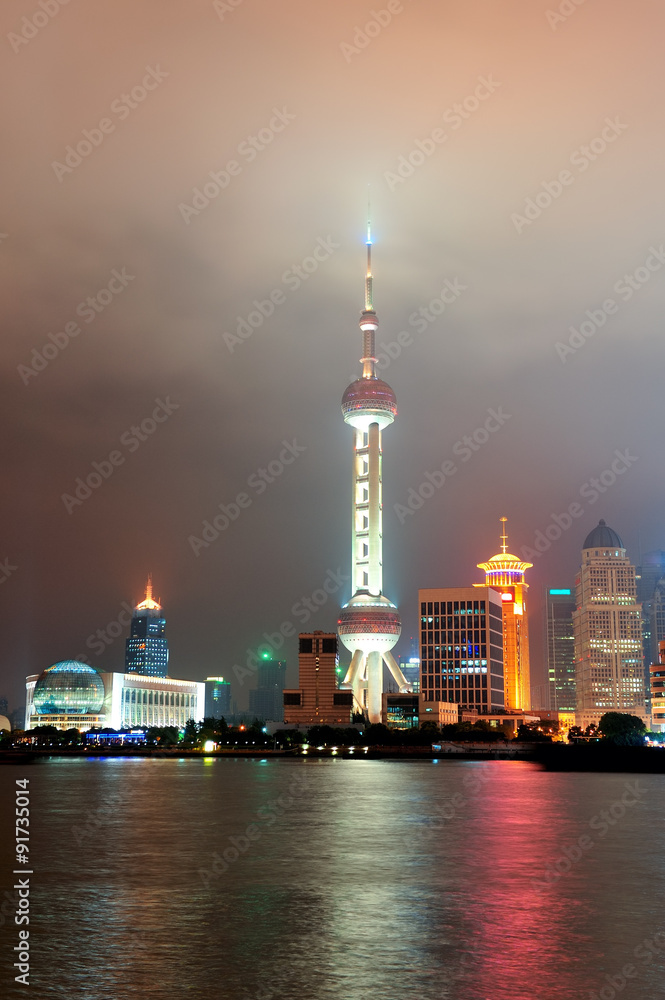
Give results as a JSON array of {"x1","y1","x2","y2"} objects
[
  {"x1": 582, "y1": 519, "x2": 624, "y2": 550},
  {"x1": 342, "y1": 376, "x2": 397, "y2": 429},
  {"x1": 359, "y1": 309, "x2": 378, "y2": 331}
]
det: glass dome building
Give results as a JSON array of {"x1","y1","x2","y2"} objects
[{"x1": 33, "y1": 660, "x2": 105, "y2": 716}]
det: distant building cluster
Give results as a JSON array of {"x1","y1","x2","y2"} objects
[{"x1": 22, "y1": 580, "x2": 204, "y2": 732}]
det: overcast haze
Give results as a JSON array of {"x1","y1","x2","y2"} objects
[{"x1": 2, "y1": 0, "x2": 664, "y2": 713}]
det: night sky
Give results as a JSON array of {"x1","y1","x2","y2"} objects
[{"x1": 2, "y1": 0, "x2": 664, "y2": 713}]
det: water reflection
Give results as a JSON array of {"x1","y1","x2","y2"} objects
[{"x1": 1, "y1": 759, "x2": 663, "y2": 999}]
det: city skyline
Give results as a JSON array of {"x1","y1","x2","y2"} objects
[{"x1": 2, "y1": 0, "x2": 665, "y2": 718}]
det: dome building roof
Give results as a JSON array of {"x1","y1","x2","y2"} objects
[
  {"x1": 582, "y1": 520, "x2": 624, "y2": 550},
  {"x1": 0, "y1": 715, "x2": 10, "y2": 732},
  {"x1": 33, "y1": 660, "x2": 105, "y2": 716}
]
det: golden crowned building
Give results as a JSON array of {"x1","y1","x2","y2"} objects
[{"x1": 475, "y1": 518, "x2": 532, "y2": 711}]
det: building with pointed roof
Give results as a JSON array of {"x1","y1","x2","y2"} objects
[
  {"x1": 125, "y1": 576, "x2": 169, "y2": 678},
  {"x1": 475, "y1": 518, "x2": 532, "y2": 710}
]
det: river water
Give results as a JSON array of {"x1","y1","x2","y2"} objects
[{"x1": 1, "y1": 757, "x2": 664, "y2": 1000}]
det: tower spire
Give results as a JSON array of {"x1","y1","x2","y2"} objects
[
  {"x1": 365, "y1": 189, "x2": 373, "y2": 312},
  {"x1": 359, "y1": 191, "x2": 378, "y2": 380},
  {"x1": 500, "y1": 516, "x2": 508, "y2": 555},
  {"x1": 145, "y1": 574, "x2": 153, "y2": 604}
]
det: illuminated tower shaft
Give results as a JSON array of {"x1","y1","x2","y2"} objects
[{"x1": 338, "y1": 222, "x2": 409, "y2": 722}]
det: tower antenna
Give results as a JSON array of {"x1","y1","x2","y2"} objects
[
  {"x1": 500, "y1": 516, "x2": 508, "y2": 555},
  {"x1": 365, "y1": 186, "x2": 373, "y2": 311}
]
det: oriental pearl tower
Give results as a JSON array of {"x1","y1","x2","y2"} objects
[{"x1": 338, "y1": 219, "x2": 411, "y2": 723}]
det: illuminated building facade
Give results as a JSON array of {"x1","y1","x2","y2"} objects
[
  {"x1": 125, "y1": 577, "x2": 169, "y2": 678},
  {"x1": 337, "y1": 221, "x2": 410, "y2": 722},
  {"x1": 382, "y1": 692, "x2": 420, "y2": 729},
  {"x1": 249, "y1": 656, "x2": 286, "y2": 721},
  {"x1": 283, "y1": 631, "x2": 353, "y2": 725},
  {"x1": 25, "y1": 660, "x2": 204, "y2": 731},
  {"x1": 573, "y1": 520, "x2": 645, "y2": 728},
  {"x1": 475, "y1": 518, "x2": 531, "y2": 711},
  {"x1": 204, "y1": 676, "x2": 232, "y2": 719},
  {"x1": 636, "y1": 551, "x2": 665, "y2": 707},
  {"x1": 650, "y1": 640, "x2": 665, "y2": 732},
  {"x1": 419, "y1": 587, "x2": 505, "y2": 712},
  {"x1": 545, "y1": 588, "x2": 576, "y2": 711}
]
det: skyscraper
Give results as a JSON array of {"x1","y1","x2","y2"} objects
[
  {"x1": 125, "y1": 577, "x2": 169, "y2": 678},
  {"x1": 636, "y1": 551, "x2": 665, "y2": 699},
  {"x1": 337, "y1": 220, "x2": 409, "y2": 722},
  {"x1": 248, "y1": 655, "x2": 286, "y2": 721},
  {"x1": 419, "y1": 587, "x2": 505, "y2": 712},
  {"x1": 204, "y1": 676, "x2": 232, "y2": 719},
  {"x1": 545, "y1": 588, "x2": 576, "y2": 711},
  {"x1": 650, "y1": 640, "x2": 665, "y2": 732},
  {"x1": 283, "y1": 631, "x2": 353, "y2": 726},
  {"x1": 475, "y1": 518, "x2": 532, "y2": 710},
  {"x1": 573, "y1": 520, "x2": 645, "y2": 728}
]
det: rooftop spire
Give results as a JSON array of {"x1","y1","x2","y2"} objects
[
  {"x1": 359, "y1": 190, "x2": 379, "y2": 378},
  {"x1": 500, "y1": 516, "x2": 508, "y2": 555},
  {"x1": 136, "y1": 574, "x2": 161, "y2": 612},
  {"x1": 365, "y1": 188, "x2": 373, "y2": 312}
]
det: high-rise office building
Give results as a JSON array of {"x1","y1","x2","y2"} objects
[
  {"x1": 650, "y1": 640, "x2": 665, "y2": 732},
  {"x1": 248, "y1": 656, "x2": 286, "y2": 721},
  {"x1": 573, "y1": 520, "x2": 645, "y2": 728},
  {"x1": 125, "y1": 577, "x2": 169, "y2": 678},
  {"x1": 636, "y1": 552, "x2": 665, "y2": 701},
  {"x1": 204, "y1": 676, "x2": 232, "y2": 719},
  {"x1": 475, "y1": 518, "x2": 532, "y2": 710},
  {"x1": 337, "y1": 220, "x2": 410, "y2": 722},
  {"x1": 545, "y1": 588, "x2": 576, "y2": 711},
  {"x1": 419, "y1": 587, "x2": 505, "y2": 712},
  {"x1": 283, "y1": 632, "x2": 353, "y2": 725}
]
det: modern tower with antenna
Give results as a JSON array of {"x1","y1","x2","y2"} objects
[{"x1": 337, "y1": 217, "x2": 410, "y2": 723}]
